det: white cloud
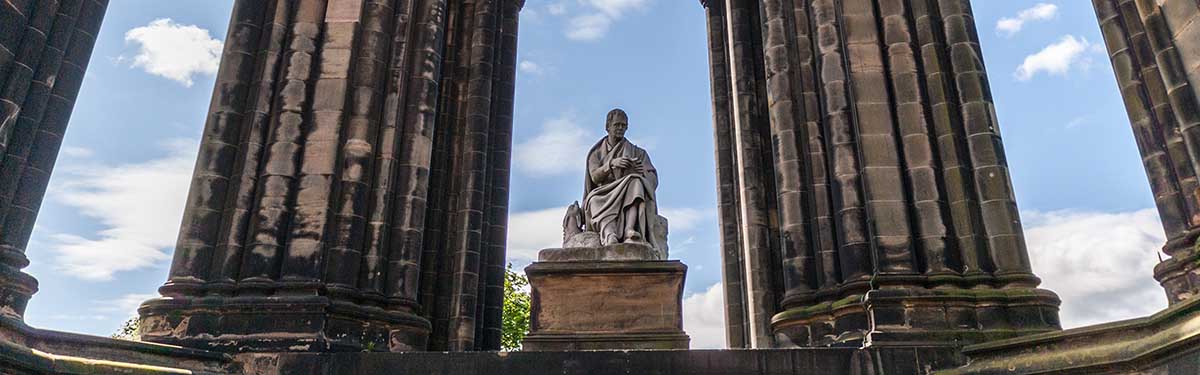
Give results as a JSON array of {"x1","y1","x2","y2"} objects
[
  {"x1": 48, "y1": 314, "x2": 107, "y2": 321},
  {"x1": 519, "y1": 60, "x2": 544, "y2": 76},
  {"x1": 61, "y1": 146, "x2": 94, "y2": 158},
  {"x1": 1066, "y1": 116, "x2": 1087, "y2": 129},
  {"x1": 124, "y1": 18, "x2": 223, "y2": 87},
  {"x1": 683, "y1": 282, "x2": 727, "y2": 349},
  {"x1": 996, "y1": 3, "x2": 1058, "y2": 36},
  {"x1": 565, "y1": 0, "x2": 649, "y2": 41},
  {"x1": 567, "y1": 14, "x2": 613, "y2": 41},
  {"x1": 582, "y1": 0, "x2": 648, "y2": 17},
  {"x1": 548, "y1": 2, "x2": 568, "y2": 15},
  {"x1": 47, "y1": 139, "x2": 197, "y2": 280},
  {"x1": 515, "y1": 114, "x2": 595, "y2": 176},
  {"x1": 1015, "y1": 35, "x2": 1091, "y2": 81},
  {"x1": 658, "y1": 207, "x2": 713, "y2": 232},
  {"x1": 1023, "y1": 209, "x2": 1168, "y2": 328},
  {"x1": 95, "y1": 293, "x2": 158, "y2": 317},
  {"x1": 507, "y1": 206, "x2": 569, "y2": 262}
]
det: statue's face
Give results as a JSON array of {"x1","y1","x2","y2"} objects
[{"x1": 607, "y1": 120, "x2": 628, "y2": 139}]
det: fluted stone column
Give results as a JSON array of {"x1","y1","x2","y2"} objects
[
  {"x1": 704, "y1": 0, "x2": 1060, "y2": 348},
  {"x1": 0, "y1": 0, "x2": 108, "y2": 323},
  {"x1": 139, "y1": 0, "x2": 524, "y2": 353},
  {"x1": 1093, "y1": 0, "x2": 1200, "y2": 305}
]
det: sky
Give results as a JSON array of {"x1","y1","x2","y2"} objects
[{"x1": 18, "y1": 1, "x2": 1168, "y2": 350}]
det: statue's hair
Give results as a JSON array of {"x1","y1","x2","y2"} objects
[{"x1": 606, "y1": 108, "x2": 628, "y2": 126}]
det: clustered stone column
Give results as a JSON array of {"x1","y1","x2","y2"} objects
[
  {"x1": 138, "y1": 0, "x2": 524, "y2": 353},
  {"x1": 1094, "y1": 0, "x2": 1200, "y2": 305},
  {"x1": 703, "y1": 0, "x2": 1061, "y2": 348},
  {"x1": 0, "y1": 0, "x2": 108, "y2": 323}
]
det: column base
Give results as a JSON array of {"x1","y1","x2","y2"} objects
[
  {"x1": 1155, "y1": 240, "x2": 1200, "y2": 304},
  {"x1": 138, "y1": 295, "x2": 431, "y2": 353},
  {"x1": 0, "y1": 263, "x2": 37, "y2": 320},
  {"x1": 522, "y1": 260, "x2": 689, "y2": 351},
  {"x1": 771, "y1": 287, "x2": 1061, "y2": 347}
]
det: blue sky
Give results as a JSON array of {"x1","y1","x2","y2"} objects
[{"x1": 20, "y1": 1, "x2": 1168, "y2": 349}]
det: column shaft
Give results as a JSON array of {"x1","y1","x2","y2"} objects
[
  {"x1": 0, "y1": 0, "x2": 107, "y2": 321},
  {"x1": 1095, "y1": 0, "x2": 1200, "y2": 303},
  {"x1": 141, "y1": 0, "x2": 522, "y2": 352},
  {"x1": 708, "y1": 0, "x2": 1060, "y2": 348},
  {"x1": 725, "y1": 0, "x2": 779, "y2": 348},
  {"x1": 703, "y1": 0, "x2": 750, "y2": 349}
]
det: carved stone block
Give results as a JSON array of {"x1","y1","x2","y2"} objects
[{"x1": 522, "y1": 260, "x2": 689, "y2": 350}]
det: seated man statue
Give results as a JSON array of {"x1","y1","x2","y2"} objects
[{"x1": 562, "y1": 108, "x2": 668, "y2": 258}]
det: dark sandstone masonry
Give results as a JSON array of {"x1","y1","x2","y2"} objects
[
  {"x1": 703, "y1": 0, "x2": 1060, "y2": 348},
  {"x1": 1093, "y1": 0, "x2": 1200, "y2": 305},
  {"x1": 138, "y1": 0, "x2": 525, "y2": 353},
  {"x1": 238, "y1": 347, "x2": 964, "y2": 374},
  {"x1": 0, "y1": 0, "x2": 109, "y2": 322}
]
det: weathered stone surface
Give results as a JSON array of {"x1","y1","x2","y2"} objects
[
  {"x1": 940, "y1": 295, "x2": 1200, "y2": 374},
  {"x1": 0, "y1": 0, "x2": 109, "y2": 322},
  {"x1": 1094, "y1": 0, "x2": 1200, "y2": 305},
  {"x1": 0, "y1": 316, "x2": 232, "y2": 375},
  {"x1": 140, "y1": 0, "x2": 526, "y2": 353},
  {"x1": 562, "y1": 231, "x2": 602, "y2": 249},
  {"x1": 539, "y1": 242, "x2": 660, "y2": 262},
  {"x1": 703, "y1": 0, "x2": 1060, "y2": 347},
  {"x1": 563, "y1": 109, "x2": 669, "y2": 257},
  {"x1": 250, "y1": 347, "x2": 965, "y2": 374},
  {"x1": 523, "y1": 261, "x2": 688, "y2": 350}
]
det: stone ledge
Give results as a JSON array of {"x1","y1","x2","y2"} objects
[
  {"x1": 538, "y1": 242, "x2": 661, "y2": 262},
  {"x1": 522, "y1": 331, "x2": 690, "y2": 350},
  {"x1": 252, "y1": 347, "x2": 964, "y2": 374},
  {"x1": 937, "y1": 295, "x2": 1200, "y2": 374},
  {"x1": 525, "y1": 260, "x2": 687, "y2": 274},
  {"x1": 0, "y1": 316, "x2": 232, "y2": 374}
]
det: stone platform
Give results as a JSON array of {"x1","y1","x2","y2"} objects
[
  {"x1": 522, "y1": 260, "x2": 689, "y2": 350},
  {"x1": 256, "y1": 347, "x2": 963, "y2": 374}
]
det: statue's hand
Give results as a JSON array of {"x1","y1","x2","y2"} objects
[{"x1": 612, "y1": 157, "x2": 633, "y2": 170}]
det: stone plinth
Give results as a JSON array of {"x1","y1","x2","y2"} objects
[
  {"x1": 538, "y1": 242, "x2": 662, "y2": 262},
  {"x1": 522, "y1": 259, "x2": 689, "y2": 350}
]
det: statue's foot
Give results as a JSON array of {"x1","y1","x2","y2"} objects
[
  {"x1": 625, "y1": 229, "x2": 645, "y2": 243},
  {"x1": 603, "y1": 233, "x2": 620, "y2": 246}
]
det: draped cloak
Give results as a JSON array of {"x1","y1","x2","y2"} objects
[{"x1": 583, "y1": 137, "x2": 667, "y2": 252}]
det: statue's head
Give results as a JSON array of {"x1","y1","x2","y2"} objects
[{"x1": 606, "y1": 108, "x2": 629, "y2": 141}]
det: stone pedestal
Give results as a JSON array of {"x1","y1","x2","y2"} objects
[{"x1": 522, "y1": 254, "x2": 689, "y2": 350}]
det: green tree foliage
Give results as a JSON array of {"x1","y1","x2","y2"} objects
[
  {"x1": 113, "y1": 317, "x2": 140, "y2": 340},
  {"x1": 502, "y1": 264, "x2": 531, "y2": 351}
]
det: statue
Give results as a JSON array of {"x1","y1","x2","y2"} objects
[
  {"x1": 561, "y1": 108, "x2": 668, "y2": 259},
  {"x1": 530, "y1": 109, "x2": 688, "y2": 351}
]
